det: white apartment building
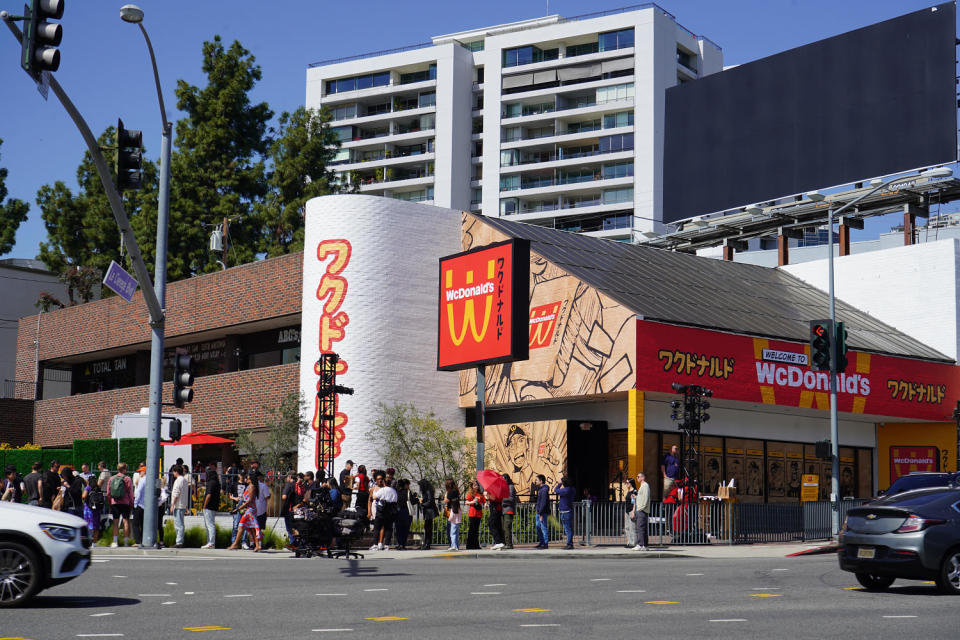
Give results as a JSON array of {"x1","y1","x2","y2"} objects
[{"x1": 305, "y1": 4, "x2": 722, "y2": 241}]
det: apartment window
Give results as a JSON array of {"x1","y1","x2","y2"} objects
[
  {"x1": 368, "y1": 101, "x2": 393, "y2": 115},
  {"x1": 558, "y1": 167, "x2": 596, "y2": 185},
  {"x1": 476, "y1": 67, "x2": 484, "y2": 83},
  {"x1": 331, "y1": 104, "x2": 357, "y2": 121},
  {"x1": 602, "y1": 161, "x2": 633, "y2": 179},
  {"x1": 501, "y1": 149, "x2": 519, "y2": 167},
  {"x1": 326, "y1": 71, "x2": 390, "y2": 94},
  {"x1": 330, "y1": 148, "x2": 351, "y2": 165},
  {"x1": 418, "y1": 92, "x2": 436, "y2": 108},
  {"x1": 400, "y1": 64, "x2": 437, "y2": 85},
  {"x1": 465, "y1": 40, "x2": 485, "y2": 52},
  {"x1": 331, "y1": 126, "x2": 354, "y2": 142},
  {"x1": 598, "y1": 28, "x2": 635, "y2": 52},
  {"x1": 500, "y1": 175, "x2": 520, "y2": 192},
  {"x1": 471, "y1": 189, "x2": 482, "y2": 205},
  {"x1": 603, "y1": 111, "x2": 634, "y2": 129},
  {"x1": 472, "y1": 117, "x2": 483, "y2": 134},
  {"x1": 602, "y1": 187, "x2": 633, "y2": 205},
  {"x1": 500, "y1": 198, "x2": 518, "y2": 214},
  {"x1": 677, "y1": 47, "x2": 697, "y2": 71},
  {"x1": 503, "y1": 103, "x2": 522, "y2": 118},
  {"x1": 599, "y1": 133, "x2": 634, "y2": 153},
  {"x1": 502, "y1": 126, "x2": 522, "y2": 142},
  {"x1": 596, "y1": 83, "x2": 634, "y2": 103},
  {"x1": 566, "y1": 41, "x2": 599, "y2": 57},
  {"x1": 502, "y1": 45, "x2": 557, "y2": 67},
  {"x1": 394, "y1": 187, "x2": 433, "y2": 202},
  {"x1": 568, "y1": 119, "x2": 600, "y2": 134},
  {"x1": 523, "y1": 101, "x2": 555, "y2": 116}
]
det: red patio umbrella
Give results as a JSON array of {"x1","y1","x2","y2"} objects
[
  {"x1": 161, "y1": 432, "x2": 235, "y2": 446},
  {"x1": 477, "y1": 469, "x2": 509, "y2": 500}
]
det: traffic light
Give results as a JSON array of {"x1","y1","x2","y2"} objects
[
  {"x1": 172, "y1": 354, "x2": 194, "y2": 408},
  {"x1": 834, "y1": 321, "x2": 848, "y2": 373},
  {"x1": 117, "y1": 119, "x2": 143, "y2": 191},
  {"x1": 21, "y1": 0, "x2": 64, "y2": 77},
  {"x1": 168, "y1": 417, "x2": 182, "y2": 442},
  {"x1": 809, "y1": 319, "x2": 833, "y2": 371}
]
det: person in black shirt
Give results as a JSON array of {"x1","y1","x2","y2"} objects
[
  {"x1": 23, "y1": 462, "x2": 43, "y2": 506},
  {"x1": 41, "y1": 460, "x2": 61, "y2": 508},
  {"x1": 201, "y1": 464, "x2": 221, "y2": 549},
  {"x1": 61, "y1": 467, "x2": 84, "y2": 516},
  {"x1": 280, "y1": 472, "x2": 299, "y2": 549},
  {"x1": 2, "y1": 465, "x2": 24, "y2": 503}
]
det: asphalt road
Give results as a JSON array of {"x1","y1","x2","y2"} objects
[{"x1": 3, "y1": 553, "x2": 956, "y2": 639}]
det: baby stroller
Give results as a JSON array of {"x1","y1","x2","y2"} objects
[
  {"x1": 330, "y1": 509, "x2": 369, "y2": 559},
  {"x1": 292, "y1": 488, "x2": 338, "y2": 558}
]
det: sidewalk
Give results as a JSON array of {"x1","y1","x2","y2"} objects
[{"x1": 93, "y1": 540, "x2": 836, "y2": 561}]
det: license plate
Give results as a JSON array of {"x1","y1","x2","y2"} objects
[{"x1": 857, "y1": 546, "x2": 875, "y2": 559}]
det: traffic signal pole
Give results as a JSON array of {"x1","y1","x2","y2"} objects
[{"x1": 826, "y1": 206, "x2": 841, "y2": 538}]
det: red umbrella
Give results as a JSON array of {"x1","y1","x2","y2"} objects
[
  {"x1": 161, "y1": 432, "x2": 235, "y2": 446},
  {"x1": 477, "y1": 469, "x2": 509, "y2": 500}
]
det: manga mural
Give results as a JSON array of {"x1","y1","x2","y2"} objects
[{"x1": 485, "y1": 420, "x2": 567, "y2": 496}]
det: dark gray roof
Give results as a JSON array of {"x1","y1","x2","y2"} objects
[{"x1": 478, "y1": 216, "x2": 952, "y2": 363}]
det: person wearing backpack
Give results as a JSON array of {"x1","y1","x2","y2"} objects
[
  {"x1": 83, "y1": 475, "x2": 105, "y2": 543},
  {"x1": 109, "y1": 462, "x2": 135, "y2": 547}
]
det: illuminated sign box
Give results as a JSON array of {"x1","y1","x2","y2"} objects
[{"x1": 437, "y1": 239, "x2": 530, "y2": 371}]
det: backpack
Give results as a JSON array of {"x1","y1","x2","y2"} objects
[
  {"x1": 109, "y1": 474, "x2": 126, "y2": 499},
  {"x1": 88, "y1": 486, "x2": 105, "y2": 509}
]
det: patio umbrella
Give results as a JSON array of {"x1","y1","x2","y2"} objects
[
  {"x1": 161, "y1": 432, "x2": 235, "y2": 446},
  {"x1": 477, "y1": 469, "x2": 509, "y2": 500}
]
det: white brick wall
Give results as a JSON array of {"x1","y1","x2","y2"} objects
[
  {"x1": 782, "y1": 238, "x2": 959, "y2": 361},
  {"x1": 298, "y1": 195, "x2": 465, "y2": 471}
]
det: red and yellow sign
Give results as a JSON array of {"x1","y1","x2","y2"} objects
[
  {"x1": 528, "y1": 301, "x2": 562, "y2": 350},
  {"x1": 889, "y1": 445, "x2": 940, "y2": 483},
  {"x1": 636, "y1": 320, "x2": 960, "y2": 421},
  {"x1": 438, "y1": 240, "x2": 529, "y2": 371}
]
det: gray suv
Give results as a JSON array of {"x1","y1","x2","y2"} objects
[{"x1": 839, "y1": 487, "x2": 960, "y2": 593}]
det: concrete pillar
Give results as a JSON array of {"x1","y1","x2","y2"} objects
[
  {"x1": 722, "y1": 245, "x2": 734, "y2": 261},
  {"x1": 627, "y1": 389, "x2": 644, "y2": 478},
  {"x1": 777, "y1": 234, "x2": 789, "y2": 266},
  {"x1": 839, "y1": 224, "x2": 851, "y2": 256}
]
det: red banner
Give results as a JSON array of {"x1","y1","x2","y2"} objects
[
  {"x1": 890, "y1": 446, "x2": 940, "y2": 483},
  {"x1": 636, "y1": 320, "x2": 960, "y2": 421},
  {"x1": 438, "y1": 240, "x2": 529, "y2": 371}
]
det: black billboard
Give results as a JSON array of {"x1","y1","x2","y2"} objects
[{"x1": 663, "y1": 3, "x2": 957, "y2": 224}]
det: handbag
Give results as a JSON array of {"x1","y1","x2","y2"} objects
[{"x1": 52, "y1": 491, "x2": 64, "y2": 511}]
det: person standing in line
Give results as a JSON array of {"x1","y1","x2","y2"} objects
[
  {"x1": 371, "y1": 474, "x2": 398, "y2": 551},
  {"x1": 201, "y1": 463, "x2": 220, "y2": 549},
  {"x1": 486, "y1": 490, "x2": 505, "y2": 550},
  {"x1": 41, "y1": 459, "x2": 61, "y2": 509},
  {"x1": 501, "y1": 474, "x2": 516, "y2": 550},
  {"x1": 661, "y1": 444, "x2": 680, "y2": 499},
  {"x1": 2, "y1": 465, "x2": 23, "y2": 503},
  {"x1": 394, "y1": 479, "x2": 411, "y2": 550},
  {"x1": 623, "y1": 478, "x2": 637, "y2": 549},
  {"x1": 254, "y1": 472, "x2": 271, "y2": 532},
  {"x1": 633, "y1": 472, "x2": 651, "y2": 551},
  {"x1": 154, "y1": 479, "x2": 169, "y2": 549},
  {"x1": 78, "y1": 463, "x2": 93, "y2": 483},
  {"x1": 227, "y1": 475, "x2": 262, "y2": 552},
  {"x1": 464, "y1": 481, "x2": 485, "y2": 550},
  {"x1": 96, "y1": 461, "x2": 111, "y2": 494},
  {"x1": 280, "y1": 472, "x2": 299, "y2": 549},
  {"x1": 553, "y1": 476, "x2": 576, "y2": 550},
  {"x1": 414, "y1": 479, "x2": 438, "y2": 550},
  {"x1": 443, "y1": 479, "x2": 461, "y2": 551},
  {"x1": 83, "y1": 475, "x2": 105, "y2": 543},
  {"x1": 230, "y1": 471, "x2": 249, "y2": 547},
  {"x1": 108, "y1": 462, "x2": 134, "y2": 547},
  {"x1": 353, "y1": 465, "x2": 370, "y2": 517},
  {"x1": 338, "y1": 460, "x2": 354, "y2": 511},
  {"x1": 169, "y1": 465, "x2": 189, "y2": 548},
  {"x1": 326, "y1": 477, "x2": 341, "y2": 509},
  {"x1": 534, "y1": 474, "x2": 550, "y2": 549},
  {"x1": 62, "y1": 467, "x2": 85, "y2": 517},
  {"x1": 23, "y1": 461, "x2": 43, "y2": 507},
  {"x1": 132, "y1": 465, "x2": 148, "y2": 544}
]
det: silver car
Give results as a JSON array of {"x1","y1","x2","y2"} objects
[{"x1": 839, "y1": 487, "x2": 960, "y2": 593}]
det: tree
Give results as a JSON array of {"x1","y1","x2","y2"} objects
[
  {"x1": 260, "y1": 106, "x2": 341, "y2": 257},
  {"x1": 367, "y1": 403, "x2": 475, "y2": 489},
  {"x1": 0, "y1": 139, "x2": 30, "y2": 256},
  {"x1": 169, "y1": 36, "x2": 272, "y2": 278},
  {"x1": 34, "y1": 126, "x2": 159, "y2": 283},
  {"x1": 232, "y1": 391, "x2": 309, "y2": 474}
]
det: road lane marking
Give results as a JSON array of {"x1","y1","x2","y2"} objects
[
  {"x1": 76, "y1": 635, "x2": 124, "y2": 638},
  {"x1": 161, "y1": 602, "x2": 176, "y2": 605},
  {"x1": 471, "y1": 592, "x2": 501, "y2": 595},
  {"x1": 363, "y1": 588, "x2": 389, "y2": 592},
  {"x1": 183, "y1": 628, "x2": 231, "y2": 632},
  {"x1": 111, "y1": 576, "x2": 126, "y2": 578},
  {"x1": 184, "y1": 592, "x2": 195, "y2": 595},
  {"x1": 710, "y1": 619, "x2": 747, "y2": 622},
  {"x1": 686, "y1": 573, "x2": 704, "y2": 576},
  {"x1": 520, "y1": 624, "x2": 560, "y2": 627},
  {"x1": 513, "y1": 608, "x2": 552, "y2": 612},
  {"x1": 223, "y1": 594, "x2": 252, "y2": 598},
  {"x1": 771, "y1": 569, "x2": 789, "y2": 572},
  {"x1": 843, "y1": 587, "x2": 864, "y2": 591},
  {"x1": 883, "y1": 616, "x2": 918, "y2": 618},
  {"x1": 590, "y1": 578, "x2": 611, "y2": 581},
  {"x1": 484, "y1": 583, "x2": 506, "y2": 586},
  {"x1": 617, "y1": 590, "x2": 646, "y2": 593},
  {"x1": 750, "y1": 594, "x2": 782, "y2": 597},
  {"x1": 365, "y1": 617, "x2": 407, "y2": 622},
  {"x1": 312, "y1": 630, "x2": 354, "y2": 633},
  {"x1": 89, "y1": 613, "x2": 115, "y2": 617},
  {"x1": 91, "y1": 559, "x2": 109, "y2": 563},
  {"x1": 166, "y1": 582, "x2": 178, "y2": 585},
  {"x1": 645, "y1": 601, "x2": 679, "y2": 605}
]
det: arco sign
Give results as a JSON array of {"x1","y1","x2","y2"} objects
[{"x1": 437, "y1": 239, "x2": 530, "y2": 371}]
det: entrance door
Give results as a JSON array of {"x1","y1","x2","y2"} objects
[{"x1": 566, "y1": 420, "x2": 608, "y2": 500}]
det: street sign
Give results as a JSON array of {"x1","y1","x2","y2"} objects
[{"x1": 103, "y1": 259, "x2": 138, "y2": 302}]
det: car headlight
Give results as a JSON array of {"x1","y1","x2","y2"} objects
[{"x1": 39, "y1": 523, "x2": 77, "y2": 542}]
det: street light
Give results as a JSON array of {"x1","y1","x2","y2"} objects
[
  {"x1": 817, "y1": 166, "x2": 952, "y2": 538},
  {"x1": 121, "y1": 3, "x2": 171, "y2": 549}
]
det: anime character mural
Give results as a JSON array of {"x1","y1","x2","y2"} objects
[{"x1": 486, "y1": 421, "x2": 567, "y2": 497}]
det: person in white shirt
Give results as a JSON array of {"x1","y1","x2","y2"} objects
[
  {"x1": 133, "y1": 465, "x2": 147, "y2": 545},
  {"x1": 370, "y1": 475, "x2": 398, "y2": 551},
  {"x1": 169, "y1": 465, "x2": 190, "y2": 548}
]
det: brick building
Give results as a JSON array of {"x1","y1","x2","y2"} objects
[{"x1": 14, "y1": 252, "x2": 303, "y2": 448}]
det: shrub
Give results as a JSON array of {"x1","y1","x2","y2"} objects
[
  {"x1": 42, "y1": 448, "x2": 74, "y2": 470},
  {"x1": 4, "y1": 449, "x2": 42, "y2": 475},
  {"x1": 73, "y1": 438, "x2": 118, "y2": 471},
  {"x1": 118, "y1": 438, "x2": 147, "y2": 468}
]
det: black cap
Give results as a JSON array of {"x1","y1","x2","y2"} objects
[{"x1": 345, "y1": 460, "x2": 354, "y2": 465}]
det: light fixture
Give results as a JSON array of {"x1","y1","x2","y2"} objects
[
  {"x1": 119, "y1": 4, "x2": 143, "y2": 23},
  {"x1": 745, "y1": 203, "x2": 763, "y2": 215},
  {"x1": 869, "y1": 178, "x2": 883, "y2": 186},
  {"x1": 805, "y1": 190, "x2": 825, "y2": 202},
  {"x1": 920, "y1": 166, "x2": 952, "y2": 178}
]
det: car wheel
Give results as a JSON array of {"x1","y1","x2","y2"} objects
[
  {"x1": 936, "y1": 549, "x2": 960, "y2": 595},
  {"x1": 855, "y1": 572, "x2": 895, "y2": 591},
  {"x1": 0, "y1": 542, "x2": 41, "y2": 608}
]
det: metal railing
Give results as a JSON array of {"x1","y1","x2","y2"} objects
[{"x1": 2, "y1": 379, "x2": 36, "y2": 399}]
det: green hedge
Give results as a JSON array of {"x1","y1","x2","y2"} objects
[
  {"x1": 5, "y1": 449, "x2": 42, "y2": 475},
  {"x1": 118, "y1": 438, "x2": 147, "y2": 467},
  {"x1": 73, "y1": 438, "x2": 118, "y2": 471},
  {"x1": 41, "y1": 448, "x2": 73, "y2": 470}
]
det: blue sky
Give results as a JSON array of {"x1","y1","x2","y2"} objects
[{"x1": 0, "y1": 0, "x2": 954, "y2": 260}]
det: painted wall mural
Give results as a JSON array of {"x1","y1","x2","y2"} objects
[
  {"x1": 485, "y1": 419, "x2": 567, "y2": 495},
  {"x1": 458, "y1": 213, "x2": 636, "y2": 407}
]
